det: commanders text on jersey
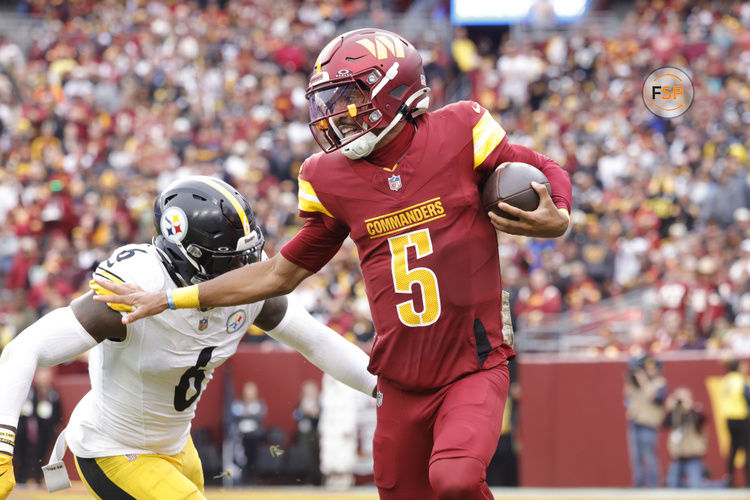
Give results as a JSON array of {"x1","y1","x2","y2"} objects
[{"x1": 365, "y1": 198, "x2": 445, "y2": 238}]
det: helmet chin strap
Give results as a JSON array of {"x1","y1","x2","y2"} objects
[
  {"x1": 153, "y1": 241, "x2": 191, "y2": 287},
  {"x1": 175, "y1": 240, "x2": 206, "y2": 278},
  {"x1": 341, "y1": 87, "x2": 431, "y2": 160},
  {"x1": 341, "y1": 131, "x2": 380, "y2": 160},
  {"x1": 157, "y1": 235, "x2": 207, "y2": 285}
]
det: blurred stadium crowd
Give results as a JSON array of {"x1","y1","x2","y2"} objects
[{"x1": 0, "y1": 0, "x2": 749, "y2": 358}]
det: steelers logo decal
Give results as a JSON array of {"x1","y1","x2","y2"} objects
[
  {"x1": 161, "y1": 207, "x2": 188, "y2": 243},
  {"x1": 226, "y1": 310, "x2": 246, "y2": 334}
]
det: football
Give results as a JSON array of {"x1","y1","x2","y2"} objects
[{"x1": 481, "y1": 162, "x2": 551, "y2": 220}]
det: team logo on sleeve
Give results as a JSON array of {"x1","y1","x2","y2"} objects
[
  {"x1": 388, "y1": 174, "x2": 402, "y2": 191},
  {"x1": 160, "y1": 207, "x2": 188, "y2": 243},
  {"x1": 226, "y1": 310, "x2": 247, "y2": 334}
]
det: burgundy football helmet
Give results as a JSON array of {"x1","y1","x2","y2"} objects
[{"x1": 306, "y1": 28, "x2": 431, "y2": 159}]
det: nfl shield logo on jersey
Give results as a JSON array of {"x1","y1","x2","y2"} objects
[
  {"x1": 388, "y1": 174, "x2": 402, "y2": 191},
  {"x1": 198, "y1": 318, "x2": 208, "y2": 331}
]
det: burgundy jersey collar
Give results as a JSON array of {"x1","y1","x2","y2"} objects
[{"x1": 363, "y1": 123, "x2": 416, "y2": 168}]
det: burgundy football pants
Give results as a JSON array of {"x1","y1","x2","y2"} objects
[{"x1": 373, "y1": 363, "x2": 509, "y2": 500}]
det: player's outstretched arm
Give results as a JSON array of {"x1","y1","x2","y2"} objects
[
  {"x1": 489, "y1": 182, "x2": 570, "y2": 238},
  {"x1": 255, "y1": 296, "x2": 377, "y2": 397},
  {"x1": 94, "y1": 253, "x2": 314, "y2": 324},
  {"x1": 0, "y1": 293, "x2": 123, "y2": 499}
]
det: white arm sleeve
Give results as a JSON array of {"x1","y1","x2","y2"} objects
[
  {"x1": 265, "y1": 297, "x2": 377, "y2": 398},
  {"x1": 0, "y1": 307, "x2": 97, "y2": 429}
]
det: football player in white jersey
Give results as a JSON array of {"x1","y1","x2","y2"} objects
[{"x1": 0, "y1": 176, "x2": 377, "y2": 500}]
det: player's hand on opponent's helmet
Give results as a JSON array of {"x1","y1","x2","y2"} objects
[
  {"x1": 488, "y1": 182, "x2": 569, "y2": 238},
  {"x1": 92, "y1": 279, "x2": 168, "y2": 324},
  {"x1": 0, "y1": 455, "x2": 16, "y2": 500}
]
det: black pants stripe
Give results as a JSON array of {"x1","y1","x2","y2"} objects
[{"x1": 75, "y1": 456, "x2": 136, "y2": 500}]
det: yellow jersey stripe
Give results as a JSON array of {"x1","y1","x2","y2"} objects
[
  {"x1": 93, "y1": 268, "x2": 125, "y2": 284},
  {"x1": 298, "y1": 178, "x2": 334, "y2": 218},
  {"x1": 298, "y1": 178, "x2": 319, "y2": 199},
  {"x1": 473, "y1": 111, "x2": 506, "y2": 168},
  {"x1": 195, "y1": 178, "x2": 250, "y2": 236},
  {"x1": 298, "y1": 196, "x2": 334, "y2": 218},
  {"x1": 88, "y1": 279, "x2": 133, "y2": 312}
]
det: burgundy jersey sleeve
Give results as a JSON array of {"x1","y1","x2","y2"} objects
[
  {"x1": 296, "y1": 157, "x2": 337, "y2": 219},
  {"x1": 455, "y1": 101, "x2": 572, "y2": 212},
  {"x1": 280, "y1": 216, "x2": 349, "y2": 273},
  {"x1": 282, "y1": 156, "x2": 351, "y2": 273},
  {"x1": 488, "y1": 139, "x2": 572, "y2": 212}
]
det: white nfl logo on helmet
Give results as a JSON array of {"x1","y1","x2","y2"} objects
[{"x1": 160, "y1": 207, "x2": 189, "y2": 243}]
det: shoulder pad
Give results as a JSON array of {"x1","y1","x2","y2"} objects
[
  {"x1": 434, "y1": 101, "x2": 486, "y2": 126},
  {"x1": 297, "y1": 154, "x2": 336, "y2": 219},
  {"x1": 298, "y1": 152, "x2": 327, "y2": 183},
  {"x1": 92, "y1": 244, "x2": 167, "y2": 293}
]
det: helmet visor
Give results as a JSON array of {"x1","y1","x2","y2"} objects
[
  {"x1": 309, "y1": 83, "x2": 366, "y2": 120},
  {"x1": 309, "y1": 83, "x2": 370, "y2": 152},
  {"x1": 202, "y1": 248, "x2": 259, "y2": 277},
  {"x1": 188, "y1": 227, "x2": 265, "y2": 281}
]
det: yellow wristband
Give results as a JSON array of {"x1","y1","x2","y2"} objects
[
  {"x1": 171, "y1": 285, "x2": 200, "y2": 309},
  {"x1": 0, "y1": 429, "x2": 15, "y2": 455},
  {"x1": 558, "y1": 208, "x2": 570, "y2": 221}
]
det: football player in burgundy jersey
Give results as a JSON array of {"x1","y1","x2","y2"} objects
[{"x1": 96, "y1": 29, "x2": 572, "y2": 499}]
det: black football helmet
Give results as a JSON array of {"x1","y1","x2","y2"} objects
[{"x1": 153, "y1": 176, "x2": 265, "y2": 286}]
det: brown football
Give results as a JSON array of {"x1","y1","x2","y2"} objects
[{"x1": 481, "y1": 162, "x2": 551, "y2": 220}]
